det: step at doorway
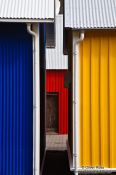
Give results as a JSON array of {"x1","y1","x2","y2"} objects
[{"x1": 46, "y1": 134, "x2": 68, "y2": 151}]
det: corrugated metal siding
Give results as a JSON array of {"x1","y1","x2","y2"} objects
[
  {"x1": 0, "y1": 0, "x2": 54, "y2": 20},
  {"x1": 0, "y1": 24, "x2": 33, "y2": 175},
  {"x1": 80, "y1": 31, "x2": 116, "y2": 167},
  {"x1": 46, "y1": 15, "x2": 68, "y2": 69},
  {"x1": 46, "y1": 71, "x2": 68, "y2": 134},
  {"x1": 65, "y1": 0, "x2": 116, "y2": 29}
]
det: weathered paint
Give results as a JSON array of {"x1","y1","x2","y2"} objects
[
  {"x1": 80, "y1": 31, "x2": 116, "y2": 168},
  {"x1": 0, "y1": 24, "x2": 33, "y2": 175},
  {"x1": 46, "y1": 71, "x2": 68, "y2": 134}
]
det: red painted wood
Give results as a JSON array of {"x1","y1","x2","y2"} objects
[{"x1": 46, "y1": 70, "x2": 68, "y2": 134}]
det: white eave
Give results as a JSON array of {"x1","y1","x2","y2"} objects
[{"x1": 0, "y1": 19, "x2": 54, "y2": 23}]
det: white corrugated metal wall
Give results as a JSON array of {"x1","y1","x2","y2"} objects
[{"x1": 46, "y1": 15, "x2": 68, "y2": 70}]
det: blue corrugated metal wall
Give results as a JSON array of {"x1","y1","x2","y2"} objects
[{"x1": 0, "y1": 24, "x2": 33, "y2": 175}]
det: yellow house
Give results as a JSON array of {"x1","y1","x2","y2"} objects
[{"x1": 64, "y1": 0, "x2": 116, "y2": 174}]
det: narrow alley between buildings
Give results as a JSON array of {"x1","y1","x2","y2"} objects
[
  {"x1": 42, "y1": 151, "x2": 73, "y2": 175},
  {"x1": 42, "y1": 134, "x2": 73, "y2": 175}
]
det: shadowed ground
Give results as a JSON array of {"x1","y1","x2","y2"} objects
[{"x1": 42, "y1": 151, "x2": 74, "y2": 175}]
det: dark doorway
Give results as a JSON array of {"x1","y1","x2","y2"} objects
[{"x1": 46, "y1": 93, "x2": 58, "y2": 133}]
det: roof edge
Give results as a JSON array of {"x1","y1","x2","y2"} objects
[
  {"x1": 65, "y1": 27, "x2": 116, "y2": 30},
  {"x1": 0, "y1": 18, "x2": 54, "y2": 23}
]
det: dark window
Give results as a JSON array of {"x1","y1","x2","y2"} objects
[
  {"x1": 46, "y1": 23, "x2": 55, "y2": 48},
  {"x1": 63, "y1": 28, "x2": 68, "y2": 55},
  {"x1": 59, "y1": 0, "x2": 64, "y2": 14}
]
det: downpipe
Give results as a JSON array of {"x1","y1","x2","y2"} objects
[
  {"x1": 27, "y1": 23, "x2": 40, "y2": 175},
  {"x1": 73, "y1": 31, "x2": 84, "y2": 175}
]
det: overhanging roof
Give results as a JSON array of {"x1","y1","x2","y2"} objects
[
  {"x1": 0, "y1": 0, "x2": 54, "y2": 22},
  {"x1": 64, "y1": 0, "x2": 116, "y2": 29}
]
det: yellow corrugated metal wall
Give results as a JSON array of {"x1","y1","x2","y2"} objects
[{"x1": 80, "y1": 31, "x2": 116, "y2": 168}]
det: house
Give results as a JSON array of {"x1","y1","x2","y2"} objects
[
  {"x1": 64, "y1": 0, "x2": 116, "y2": 174},
  {"x1": 46, "y1": 8, "x2": 68, "y2": 133},
  {"x1": 0, "y1": 0, "x2": 54, "y2": 175}
]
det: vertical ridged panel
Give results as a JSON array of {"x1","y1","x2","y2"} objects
[
  {"x1": 80, "y1": 34, "x2": 91, "y2": 166},
  {"x1": 100, "y1": 33, "x2": 109, "y2": 167},
  {"x1": 109, "y1": 34, "x2": 116, "y2": 167},
  {"x1": 91, "y1": 33, "x2": 100, "y2": 166},
  {"x1": 0, "y1": 24, "x2": 33, "y2": 175},
  {"x1": 46, "y1": 71, "x2": 68, "y2": 134},
  {"x1": 80, "y1": 31, "x2": 116, "y2": 167}
]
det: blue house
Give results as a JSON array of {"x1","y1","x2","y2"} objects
[{"x1": 0, "y1": 0, "x2": 54, "y2": 175}]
